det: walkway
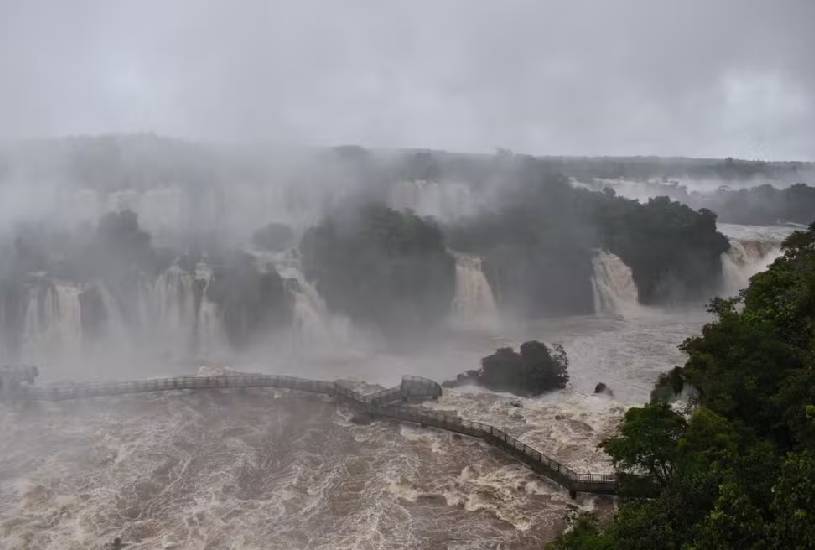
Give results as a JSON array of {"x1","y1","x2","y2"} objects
[{"x1": 10, "y1": 373, "x2": 617, "y2": 495}]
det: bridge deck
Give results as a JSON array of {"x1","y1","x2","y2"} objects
[{"x1": 15, "y1": 374, "x2": 617, "y2": 495}]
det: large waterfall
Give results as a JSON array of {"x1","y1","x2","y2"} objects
[
  {"x1": 720, "y1": 239, "x2": 782, "y2": 296},
  {"x1": 150, "y1": 262, "x2": 228, "y2": 359},
  {"x1": 19, "y1": 280, "x2": 83, "y2": 363},
  {"x1": 1, "y1": 261, "x2": 232, "y2": 367},
  {"x1": 592, "y1": 251, "x2": 640, "y2": 315},
  {"x1": 260, "y1": 250, "x2": 353, "y2": 354},
  {"x1": 451, "y1": 253, "x2": 498, "y2": 328}
]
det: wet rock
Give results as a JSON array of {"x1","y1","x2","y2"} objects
[
  {"x1": 594, "y1": 382, "x2": 614, "y2": 397},
  {"x1": 349, "y1": 413, "x2": 373, "y2": 425}
]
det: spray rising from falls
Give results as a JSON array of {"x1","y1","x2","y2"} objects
[
  {"x1": 592, "y1": 251, "x2": 640, "y2": 315},
  {"x1": 389, "y1": 180, "x2": 479, "y2": 223},
  {"x1": 451, "y1": 253, "x2": 498, "y2": 328}
]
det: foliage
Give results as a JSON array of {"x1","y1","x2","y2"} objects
[
  {"x1": 300, "y1": 203, "x2": 455, "y2": 337},
  {"x1": 448, "y1": 163, "x2": 729, "y2": 314},
  {"x1": 206, "y1": 251, "x2": 291, "y2": 348},
  {"x1": 551, "y1": 223, "x2": 815, "y2": 549},
  {"x1": 601, "y1": 403, "x2": 687, "y2": 488}
]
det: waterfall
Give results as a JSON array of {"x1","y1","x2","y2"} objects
[
  {"x1": 720, "y1": 239, "x2": 782, "y2": 296},
  {"x1": 19, "y1": 280, "x2": 83, "y2": 362},
  {"x1": 263, "y1": 249, "x2": 351, "y2": 352},
  {"x1": 451, "y1": 253, "x2": 498, "y2": 328},
  {"x1": 192, "y1": 261, "x2": 229, "y2": 358},
  {"x1": 152, "y1": 264, "x2": 197, "y2": 353},
  {"x1": 592, "y1": 251, "x2": 640, "y2": 315},
  {"x1": 95, "y1": 284, "x2": 132, "y2": 350},
  {"x1": 150, "y1": 261, "x2": 228, "y2": 359}
]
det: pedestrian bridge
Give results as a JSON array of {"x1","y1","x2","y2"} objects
[{"x1": 5, "y1": 371, "x2": 617, "y2": 495}]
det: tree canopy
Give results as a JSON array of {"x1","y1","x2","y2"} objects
[{"x1": 550, "y1": 222, "x2": 815, "y2": 549}]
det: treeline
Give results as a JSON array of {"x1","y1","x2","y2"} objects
[
  {"x1": 686, "y1": 183, "x2": 815, "y2": 226},
  {"x1": 588, "y1": 178, "x2": 815, "y2": 226},
  {"x1": 549, "y1": 224, "x2": 815, "y2": 549},
  {"x1": 446, "y1": 162, "x2": 728, "y2": 313},
  {"x1": 0, "y1": 136, "x2": 741, "y2": 340}
]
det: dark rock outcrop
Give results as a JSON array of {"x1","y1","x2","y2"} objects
[{"x1": 446, "y1": 340, "x2": 569, "y2": 397}]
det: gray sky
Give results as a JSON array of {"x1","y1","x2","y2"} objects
[{"x1": 1, "y1": 0, "x2": 813, "y2": 160}]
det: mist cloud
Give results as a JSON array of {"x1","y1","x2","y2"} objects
[{"x1": 1, "y1": 0, "x2": 813, "y2": 160}]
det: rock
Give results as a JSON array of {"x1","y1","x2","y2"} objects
[
  {"x1": 350, "y1": 413, "x2": 373, "y2": 425},
  {"x1": 594, "y1": 382, "x2": 614, "y2": 397},
  {"x1": 509, "y1": 400, "x2": 522, "y2": 407}
]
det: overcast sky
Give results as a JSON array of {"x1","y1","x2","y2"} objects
[{"x1": 1, "y1": 0, "x2": 813, "y2": 160}]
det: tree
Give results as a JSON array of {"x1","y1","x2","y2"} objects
[
  {"x1": 300, "y1": 203, "x2": 455, "y2": 338},
  {"x1": 554, "y1": 223, "x2": 815, "y2": 548},
  {"x1": 602, "y1": 402, "x2": 687, "y2": 488}
]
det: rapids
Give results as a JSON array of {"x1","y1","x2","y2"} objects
[{"x1": 0, "y1": 223, "x2": 795, "y2": 548}]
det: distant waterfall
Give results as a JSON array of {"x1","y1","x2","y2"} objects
[
  {"x1": 592, "y1": 251, "x2": 640, "y2": 315},
  {"x1": 265, "y1": 250, "x2": 351, "y2": 352},
  {"x1": 451, "y1": 253, "x2": 498, "y2": 328},
  {"x1": 152, "y1": 264, "x2": 197, "y2": 348},
  {"x1": 19, "y1": 281, "x2": 83, "y2": 362},
  {"x1": 720, "y1": 239, "x2": 781, "y2": 296},
  {"x1": 151, "y1": 261, "x2": 228, "y2": 359}
]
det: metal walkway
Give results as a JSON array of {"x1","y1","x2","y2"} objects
[{"x1": 13, "y1": 373, "x2": 617, "y2": 495}]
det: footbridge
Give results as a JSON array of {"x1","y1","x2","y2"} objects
[{"x1": 4, "y1": 371, "x2": 617, "y2": 495}]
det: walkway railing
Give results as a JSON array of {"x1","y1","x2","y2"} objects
[{"x1": 14, "y1": 373, "x2": 617, "y2": 495}]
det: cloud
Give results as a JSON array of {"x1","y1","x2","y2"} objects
[{"x1": 1, "y1": 0, "x2": 813, "y2": 159}]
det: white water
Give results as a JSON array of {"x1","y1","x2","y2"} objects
[
  {"x1": 591, "y1": 251, "x2": 639, "y2": 315},
  {"x1": 720, "y1": 240, "x2": 782, "y2": 296},
  {"x1": 451, "y1": 253, "x2": 499, "y2": 328},
  {"x1": 717, "y1": 224, "x2": 794, "y2": 297},
  {"x1": 1, "y1": 224, "x2": 794, "y2": 547},
  {"x1": 259, "y1": 249, "x2": 358, "y2": 358},
  {"x1": 19, "y1": 280, "x2": 83, "y2": 363}
]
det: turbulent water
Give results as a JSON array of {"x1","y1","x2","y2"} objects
[
  {"x1": 717, "y1": 223, "x2": 793, "y2": 297},
  {"x1": 591, "y1": 251, "x2": 640, "y2": 316},
  {"x1": 0, "y1": 223, "x2": 792, "y2": 549},
  {"x1": 451, "y1": 254, "x2": 499, "y2": 329}
]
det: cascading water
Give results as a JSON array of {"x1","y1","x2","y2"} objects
[
  {"x1": 720, "y1": 239, "x2": 782, "y2": 296},
  {"x1": 152, "y1": 264, "x2": 197, "y2": 350},
  {"x1": 451, "y1": 253, "x2": 499, "y2": 328},
  {"x1": 150, "y1": 261, "x2": 228, "y2": 359},
  {"x1": 260, "y1": 249, "x2": 352, "y2": 354},
  {"x1": 191, "y1": 261, "x2": 229, "y2": 358},
  {"x1": 19, "y1": 280, "x2": 83, "y2": 363},
  {"x1": 591, "y1": 251, "x2": 640, "y2": 315}
]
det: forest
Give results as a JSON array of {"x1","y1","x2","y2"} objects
[{"x1": 550, "y1": 223, "x2": 815, "y2": 549}]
